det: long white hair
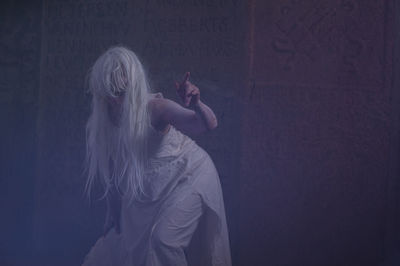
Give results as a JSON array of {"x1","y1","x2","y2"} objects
[{"x1": 84, "y1": 45, "x2": 152, "y2": 202}]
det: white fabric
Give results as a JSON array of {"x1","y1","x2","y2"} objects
[{"x1": 82, "y1": 124, "x2": 232, "y2": 266}]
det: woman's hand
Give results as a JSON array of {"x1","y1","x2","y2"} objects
[{"x1": 175, "y1": 72, "x2": 200, "y2": 108}]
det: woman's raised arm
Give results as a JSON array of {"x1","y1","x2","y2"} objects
[{"x1": 149, "y1": 97, "x2": 218, "y2": 137}]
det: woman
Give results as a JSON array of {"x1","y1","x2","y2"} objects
[{"x1": 82, "y1": 46, "x2": 232, "y2": 266}]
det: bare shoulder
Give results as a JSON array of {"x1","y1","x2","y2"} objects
[
  {"x1": 147, "y1": 97, "x2": 173, "y2": 132},
  {"x1": 148, "y1": 97, "x2": 208, "y2": 136},
  {"x1": 150, "y1": 97, "x2": 194, "y2": 117},
  {"x1": 148, "y1": 97, "x2": 172, "y2": 115}
]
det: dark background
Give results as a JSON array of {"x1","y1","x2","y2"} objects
[{"x1": 1, "y1": 0, "x2": 400, "y2": 265}]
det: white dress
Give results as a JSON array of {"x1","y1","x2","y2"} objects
[{"x1": 81, "y1": 122, "x2": 232, "y2": 266}]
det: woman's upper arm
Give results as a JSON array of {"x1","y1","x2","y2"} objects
[{"x1": 151, "y1": 98, "x2": 207, "y2": 136}]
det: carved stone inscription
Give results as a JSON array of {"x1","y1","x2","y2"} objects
[
  {"x1": 138, "y1": 0, "x2": 244, "y2": 96},
  {"x1": 252, "y1": 0, "x2": 386, "y2": 89}
]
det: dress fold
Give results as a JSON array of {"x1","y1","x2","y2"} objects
[{"x1": 82, "y1": 125, "x2": 231, "y2": 266}]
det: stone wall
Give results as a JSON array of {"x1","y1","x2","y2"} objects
[
  {"x1": 239, "y1": 1, "x2": 398, "y2": 265},
  {"x1": 0, "y1": 0, "x2": 42, "y2": 265}
]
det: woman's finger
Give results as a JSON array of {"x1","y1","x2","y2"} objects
[
  {"x1": 185, "y1": 87, "x2": 195, "y2": 98},
  {"x1": 184, "y1": 96, "x2": 191, "y2": 106},
  {"x1": 185, "y1": 88, "x2": 196, "y2": 106},
  {"x1": 190, "y1": 87, "x2": 199, "y2": 95},
  {"x1": 182, "y1": 72, "x2": 190, "y2": 84},
  {"x1": 184, "y1": 94, "x2": 192, "y2": 106}
]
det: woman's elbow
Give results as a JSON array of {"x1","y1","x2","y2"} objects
[
  {"x1": 207, "y1": 117, "x2": 218, "y2": 131},
  {"x1": 212, "y1": 118, "x2": 218, "y2": 130}
]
